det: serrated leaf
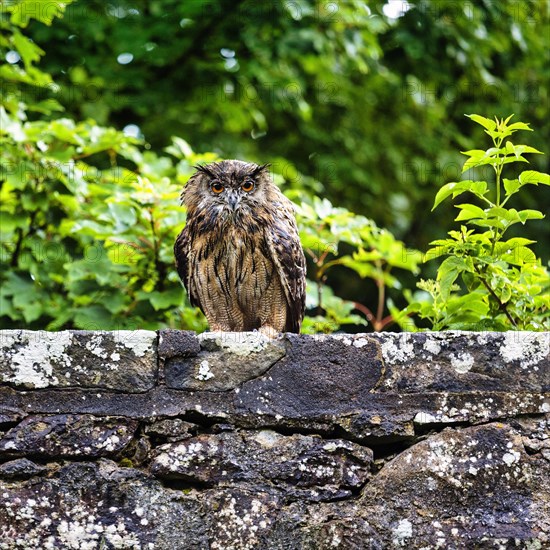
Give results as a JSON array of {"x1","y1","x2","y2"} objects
[
  {"x1": 9, "y1": 0, "x2": 75, "y2": 27},
  {"x1": 12, "y1": 29, "x2": 44, "y2": 67}
]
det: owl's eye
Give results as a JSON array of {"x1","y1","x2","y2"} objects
[
  {"x1": 241, "y1": 179, "x2": 255, "y2": 193},
  {"x1": 211, "y1": 181, "x2": 224, "y2": 194}
]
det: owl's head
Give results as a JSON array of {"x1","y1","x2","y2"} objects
[{"x1": 182, "y1": 160, "x2": 275, "y2": 224}]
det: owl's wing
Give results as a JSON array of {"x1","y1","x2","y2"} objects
[
  {"x1": 266, "y1": 200, "x2": 306, "y2": 333},
  {"x1": 174, "y1": 227, "x2": 201, "y2": 309}
]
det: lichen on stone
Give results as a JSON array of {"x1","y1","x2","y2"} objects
[
  {"x1": 499, "y1": 331, "x2": 549, "y2": 368},
  {"x1": 0, "y1": 330, "x2": 73, "y2": 388}
]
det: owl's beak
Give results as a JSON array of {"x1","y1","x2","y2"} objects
[{"x1": 227, "y1": 191, "x2": 240, "y2": 211}]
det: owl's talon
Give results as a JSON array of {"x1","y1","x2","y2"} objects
[{"x1": 259, "y1": 325, "x2": 280, "y2": 339}]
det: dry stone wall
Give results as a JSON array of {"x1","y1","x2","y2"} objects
[{"x1": 0, "y1": 330, "x2": 549, "y2": 549}]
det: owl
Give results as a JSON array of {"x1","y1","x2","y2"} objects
[{"x1": 174, "y1": 160, "x2": 306, "y2": 336}]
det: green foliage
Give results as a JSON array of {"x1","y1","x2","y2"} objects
[
  {"x1": 0, "y1": 116, "x2": 213, "y2": 329},
  {"x1": 406, "y1": 115, "x2": 550, "y2": 330},
  {"x1": 296, "y1": 197, "x2": 421, "y2": 332},
  {"x1": 1, "y1": 2, "x2": 548, "y2": 334},
  {"x1": 21, "y1": 0, "x2": 550, "y2": 259},
  {"x1": 1, "y1": 1, "x2": 419, "y2": 333},
  {"x1": 1, "y1": 2, "x2": 207, "y2": 330}
]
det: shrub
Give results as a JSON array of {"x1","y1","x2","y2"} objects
[
  {"x1": 406, "y1": 115, "x2": 550, "y2": 330},
  {"x1": 1, "y1": 2, "x2": 418, "y2": 333}
]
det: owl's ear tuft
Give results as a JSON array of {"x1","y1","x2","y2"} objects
[
  {"x1": 194, "y1": 164, "x2": 217, "y2": 179},
  {"x1": 250, "y1": 163, "x2": 271, "y2": 177}
]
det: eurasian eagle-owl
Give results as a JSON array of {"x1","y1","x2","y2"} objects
[{"x1": 174, "y1": 160, "x2": 306, "y2": 335}]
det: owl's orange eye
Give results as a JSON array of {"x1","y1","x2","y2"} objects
[
  {"x1": 211, "y1": 182, "x2": 224, "y2": 194},
  {"x1": 241, "y1": 179, "x2": 255, "y2": 192}
]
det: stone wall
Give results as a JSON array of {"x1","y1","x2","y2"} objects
[{"x1": 0, "y1": 330, "x2": 548, "y2": 549}]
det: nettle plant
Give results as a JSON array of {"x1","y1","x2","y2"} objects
[{"x1": 410, "y1": 114, "x2": 550, "y2": 330}]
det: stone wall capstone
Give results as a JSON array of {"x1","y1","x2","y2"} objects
[{"x1": 0, "y1": 330, "x2": 548, "y2": 549}]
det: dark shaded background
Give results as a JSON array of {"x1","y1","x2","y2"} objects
[{"x1": 28, "y1": 0, "x2": 549, "y2": 254}]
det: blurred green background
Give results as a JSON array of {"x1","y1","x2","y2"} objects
[{"x1": 1, "y1": 0, "x2": 549, "y2": 332}]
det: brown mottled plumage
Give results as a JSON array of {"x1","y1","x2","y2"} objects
[{"x1": 174, "y1": 160, "x2": 306, "y2": 335}]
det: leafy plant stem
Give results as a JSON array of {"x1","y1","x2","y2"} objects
[
  {"x1": 353, "y1": 301, "x2": 374, "y2": 322},
  {"x1": 491, "y1": 134, "x2": 505, "y2": 254},
  {"x1": 473, "y1": 264, "x2": 517, "y2": 327},
  {"x1": 316, "y1": 258, "x2": 344, "y2": 278},
  {"x1": 375, "y1": 261, "x2": 385, "y2": 329}
]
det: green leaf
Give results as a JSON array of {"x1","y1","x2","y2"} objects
[
  {"x1": 107, "y1": 202, "x2": 138, "y2": 231},
  {"x1": 424, "y1": 246, "x2": 450, "y2": 262},
  {"x1": 517, "y1": 209, "x2": 544, "y2": 223},
  {"x1": 500, "y1": 237, "x2": 537, "y2": 248},
  {"x1": 48, "y1": 119, "x2": 82, "y2": 145},
  {"x1": 500, "y1": 245, "x2": 536, "y2": 266},
  {"x1": 12, "y1": 29, "x2": 44, "y2": 67},
  {"x1": 500, "y1": 284, "x2": 512, "y2": 303},
  {"x1": 9, "y1": 0, "x2": 74, "y2": 27},
  {"x1": 12, "y1": 293, "x2": 42, "y2": 322},
  {"x1": 460, "y1": 149, "x2": 486, "y2": 158},
  {"x1": 165, "y1": 137, "x2": 194, "y2": 159},
  {"x1": 445, "y1": 292, "x2": 489, "y2": 316},
  {"x1": 485, "y1": 207, "x2": 522, "y2": 224},
  {"x1": 507, "y1": 144, "x2": 543, "y2": 155},
  {"x1": 465, "y1": 114, "x2": 496, "y2": 131},
  {"x1": 0, "y1": 211, "x2": 28, "y2": 234},
  {"x1": 437, "y1": 256, "x2": 469, "y2": 300},
  {"x1": 507, "y1": 122, "x2": 532, "y2": 132},
  {"x1": 338, "y1": 253, "x2": 379, "y2": 279},
  {"x1": 503, "y1": 178, "x2": 520, "y2": 195},
  {"x1": 519, "y1": 171, "x2": 550, "y2": 186},
  {"x1": 454, "y1": 203, "x2": 486, "y2": 221},
  {"x1": 148, "y1": 287, "x2": 184, "y2": 310},
  {"x1": 73, "y1": 305, "x2": 115, "y2": 330},
  {"x1": 432, "y1": 181, "x2": 487, "y2": 210}
]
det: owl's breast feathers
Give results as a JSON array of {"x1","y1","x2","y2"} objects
[{"x1": 174, "y1": 197, "x2": 306, "y2": 333}]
